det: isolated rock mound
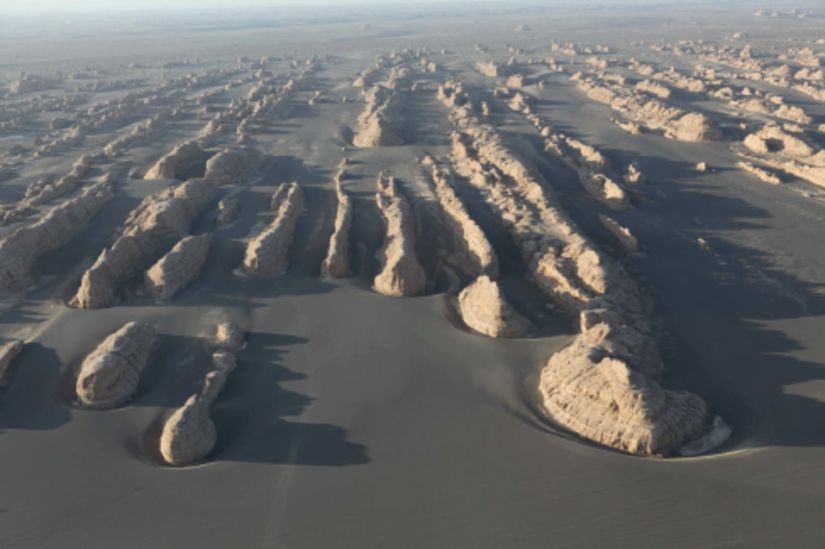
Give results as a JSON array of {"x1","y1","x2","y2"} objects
[
  {"x1": 373, "y1": 172, "x2": 427, "y2": 296},
  {"x1": 458, "y1": 276, "x2": 532, "y2": 338},
  {"x1": 144, "y1": 234, "x2": 211, "y2": 301},
  {"x1": 243, "y1": 182, "x2": 303, "y2": 277},
  {"x1": 75, "y1": 321, "x2": 157, "y2": 409},
  {"x1": 160, "y1": 326, "x2": 243, "y2": 466},
  {"x1": 539, "y1": 322, "x2": 709, "y2": 456},
  {"x1": 144, "y1": 141, "x2": 208, "y2": 180}
]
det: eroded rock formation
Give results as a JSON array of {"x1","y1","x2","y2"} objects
[
  {"x1": 144, "y1": 234, "x2": 211, "y2": 301},
  {"x1": 0, "y1": 181, "x2": 112, "y2": 293},
  {"x1": 458, "y1": 275, "x2": 532, "y2": 338},
  {"x1": 243, "y1": 182, "x2": 303, "y2": 277},
  {"x1": 373, "y1": 172, "x2": 427, "y2": 296},
  {"x1": 75, "y1": 321, "x2": 156, "y2": 409},
  {"x1": 160, "y1": 324, "x2": 243, "y2": 466},
  {"x1": 321, "y1": 164, "x2": 353, "y2": 278}
]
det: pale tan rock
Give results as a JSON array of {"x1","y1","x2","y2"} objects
[
  {"x1": 666, "y1": 112, "x2": 720, "y2": 142},
  {"x1": 144, "y1": 141, "x2": 208, "y2": 180},
  {"x1": 458, "y1": 275, "x2": 532, "y2": 338},
  {"x1": 144, "y1": 234, "x2": 211, "y2": 301},
  {"x1": 0, "y1": 181, "x2": 112, "y2": 294},
  {"x1": 75, "y1": 321, "x2": 156, "y2": 409},
  {"x1": 539, "y1": 322, "x2": 709, "y2": 456},
  {"x1": 737, "y1": 161, "x2": 782, "y2": 185},
  {"x1": 429, "y1": 164, "x2": 498, "y2": 277},
  {"x1": 696, "y1": 161, "x2": 708, "y2": 172},
  {"x1": 373, "y1": 172, "x2": 427, "y2": 296},
  {"x1": 160, "y1": 340, "x2": 242, "y2": 466},
  {"x1": 160, "y1": 393, "x2": 216, "y2": 466},
  {"x1": 599, "y1": 215, "x2": 639, "y2": 254},
  {"x1": 216, "y1": 197, "x2": 239, "y2": 226},
  {"x1": 352, "y1": 83, "x2": 405, "y2": 148},
  {"x1": 0, "y1": 340, "x2": 24, "y2": 384},
  {"x1": 635, "y1": 79, "x2": 671, "y2": 99},
  {"x1": 203, "y1": 147, "x2": 261, "y2": 186},
  {"x1": 214, "y1": 322, "x2": 244, "y2": 352},
  {"x1": 321, "y1": 173, "x2": 352, "y2": 278},
  {"x1": 73, "y1": 177, "x2": 218, "y2": 309},
  {"x1": 243, "y1": 182, "x2": 303, "y2": 277},
  {"x1": 623, "y1": 162, "x2": 645, "y2": 185}
]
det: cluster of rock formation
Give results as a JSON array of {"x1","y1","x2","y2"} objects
[
  {"x1": 572, "y1": 72, "x2": 720, "y2": 142},
  {"x1": 243, "y1": 182, "x2": 303, "y2": 277},
  {"x1": 75, "y1": 321, "x2": 157, "y2": 409},
  {"x1": 159, "y1": 322, "x2": 244, "y2": 466},
  {"x1": 438, "y1": 80, "x2": 724, "y2": 456},
  {"x1": 738, "y1": 124, "x2": 824, "y2": 188},
  {"x1": 352, "y1": 69, "x2": 409, "y2": 148},
  {"x1": 73, "y1": 148, "x2": 261, "y2": 309},
  {"x1": 321, "y1": 162, "x2": 353, "y2": 278},
  {"x1": 372, "y1": 172, "x2": 427, "y2": 296},
  {"x1": 0, "y1": 180, "x2": 112, "y2": 293}
]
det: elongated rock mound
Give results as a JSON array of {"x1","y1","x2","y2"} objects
[
  {"x1": 144, "y1": 141, "x2": 208, "y2": 180},
  {"x1": 429, "y1": 164, "x2": 499, "y2": 277},
  {"x1": 373, "y1": 172, "x2": 427, "y2": 296},
  {"x1": 0, "y1": 340, "x2": 24, "y2": 384},
  {"x1": 458, "y1": 276, "x2": 532, "y2": 338},
  {"x1": 321, "y1": 170, "x2": 352, "y2": 278},
  {"x1": 75, "y1": 321, "x2": 157, "y2": 409},
  {"x1": 144, "y1": 234, "x2": 211, "y2": 301},
  {"x1": 243, "y1": 182, "x2": 303, "y2": 277},
  {"x1": 160, "y1": 343, "x2": 240, "y2": 466},
  {"x1": 539, "y1": 322, "x2": 708, "y2": 456},
  {"x1": 0, "y1": 181, "x2": 112, "y2": 294}
]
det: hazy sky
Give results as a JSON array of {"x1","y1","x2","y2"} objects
[
  {"x1": 5, "y1": 0, "x2": 421, "y2": 12},
  {"x1": 4, "y1": 0, "x2": 681, "y2": 13}
]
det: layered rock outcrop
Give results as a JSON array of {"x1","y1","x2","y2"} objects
[
  {"x1": 75, "y1": 321, "x2": 156, "y2": 409},
  {"x1": 144, "y1": 234, "x2": 211, "y2": 301},
  {"x1": 144, "y1": 141, "x2": 209, "y2": 180},
  {"x1": 458, "y1": 276, "x2": 532, "y2": 338},
  {"x1": 0, "y1": 181, "x2": 112, "y2": 293},
  {"x1": 439, "y1": 81, "x2": 723, "y2": 456},
  {"x1": 373, "y1": 172, "x2": 427, "y2": 296},
  {"x1": 321, "y1": 164, "x2": 353, "y2": 278},
  {"x1": 243, "y1": 182, "x2": 303, "y2": 277}
]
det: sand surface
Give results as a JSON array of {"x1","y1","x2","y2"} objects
[{"x1": 2, "y1": 1, "x2": 825, "y2": 547}]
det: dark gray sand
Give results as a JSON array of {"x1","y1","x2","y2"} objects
[{"x1": 2, "y1": 2, "x2": 825, "y2": 547}]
